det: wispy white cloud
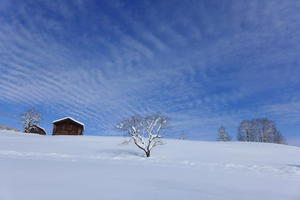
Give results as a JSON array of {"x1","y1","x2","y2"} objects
[
  {"x1": 1, "y1": 0, "x2": 300, "y2": 138},
  {"x1": 261, "y1": 101, "x2": 300, "y2": 124}
]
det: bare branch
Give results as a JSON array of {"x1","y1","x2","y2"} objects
[
  {"x1": 237, "y1": 118, "x2": 286, "y2": 144},
  {"x1": 116, "y1": 114, "x2": 169, "y2": 157},
  {"x1": 21, "y1": 109, "x2": 42, "y2": 133}
]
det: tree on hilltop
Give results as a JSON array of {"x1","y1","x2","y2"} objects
[
  {"x1": 217, "y1": 126, "x2": 232, "y2": 141},
  {"x1": 116, "y1": 114, "x2": 169, "y2": 157},
  {"x1": 21, "y1": 109, "x2": 42, "y2": 133}
]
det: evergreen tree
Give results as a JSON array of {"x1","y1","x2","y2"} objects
[{"x1": 217, "y1": 126, "x2": 232, "y2": 141}]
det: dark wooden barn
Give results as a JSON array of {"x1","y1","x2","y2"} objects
[
  {"x1": 52, "y1": 117, "x2": 84, "y2": 135},
  {"x1": 28, "y1": 125, "x2": 47, "y2": 135}
]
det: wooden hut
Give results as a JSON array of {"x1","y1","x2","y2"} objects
[
  {"x1": 52, "y1": 117, "x2": 84, "y2": 135},
  {"x1": 28, "y1": 125, "x2": 47, "y2": 135}
]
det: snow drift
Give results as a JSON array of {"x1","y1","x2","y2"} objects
[{"x1": 0, "y1": 130, "x2": 299, "y2": 200}]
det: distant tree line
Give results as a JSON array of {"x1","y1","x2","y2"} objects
[
  {"x1": 237, "y1": 118, "x2": 286, "y2": 144},
  {"x1": 217, "y1": 118, "x2": 286, "y2": 144}
]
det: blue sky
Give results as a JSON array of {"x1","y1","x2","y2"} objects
[{"x1": 0, "y1": 0, "x2": 300, "y2": 145}]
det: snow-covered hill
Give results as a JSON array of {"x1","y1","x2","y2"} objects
[{"x1": 0, "y1": 130, "x2": 299, "y2": 200}]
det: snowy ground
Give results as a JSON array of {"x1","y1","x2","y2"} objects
[{"x1": 0, "y1": 130, "x2": 299, "y2": 200}]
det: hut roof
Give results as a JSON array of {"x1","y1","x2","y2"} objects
[
  {"x1": 53, "y1": 117, "x2": 85, "y2": 127},
  {"x1": 29, "y1": 124, "x2": 47, "y2": 135},
  {"x1": 31, "y1": 124, "x2": 47, "y2": 133}
]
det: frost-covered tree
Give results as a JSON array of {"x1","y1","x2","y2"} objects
[
  {"x1": 116, "y1": 114, "x2": 169, "y2": 157},
  {"x1": 21, "y1": 109, "x2": 42, "y2": 133},
  {"x1": 217, "y1": 126, "x2": 231, "y2": 141},
  {"x1": 238, "y1": 120, "x2": 256, "y2": 142},
  {"x1": 273, "y1": 131, "x2": 286, "y2": 144},
  {"x1": 237, "y1": 118, "x2": 286, "y2": 144}
]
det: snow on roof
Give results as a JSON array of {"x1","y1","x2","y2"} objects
[
  {"x1": 53, "y1": 117, "x2": 85, "y2": 127},
  {"x1": 32, "y1": 125, "x2": 47, "y2": 133}
]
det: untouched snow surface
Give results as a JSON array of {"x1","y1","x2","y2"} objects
[{"x1": 0, "y1": 130, "x2": 299, "y2": 200}]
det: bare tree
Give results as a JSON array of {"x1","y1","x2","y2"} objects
[
  {"x1": 116, "y1": 114, "x2": 169, "y2": 157},
  {"x1": 237, "y1": 118, "x2": 286, "y2": 144},
  {"x1": 238, "y1": 120, "x2": 256, "y2": 142},
  {"x1": 273, "y1": 131, "x2": 286, "y2": 144},
  {"x1": 217, "y1": 126, "x2": 231, "y2": 141},
  {"x1": 21, "y1": 109, "x2": 42, "y2": 133}
]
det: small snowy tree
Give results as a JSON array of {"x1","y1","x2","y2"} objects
[
  {"x1": 21, "y1": 109, "x2": 42, "y2": 133},
  {"x1": 217, "y1": 126, "x2": 231, "y2": 141},
  {"x1": 116, "y1": 114, "x2": 168, "y2": 157}
]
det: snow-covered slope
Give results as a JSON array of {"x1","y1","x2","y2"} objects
[{"x1": 0, "y1": 130, "x2": 299, "y2": 200}]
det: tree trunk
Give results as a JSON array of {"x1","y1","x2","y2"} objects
[{"x1": 145, "y1": 151, "x2": 150, "y2": 157}]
